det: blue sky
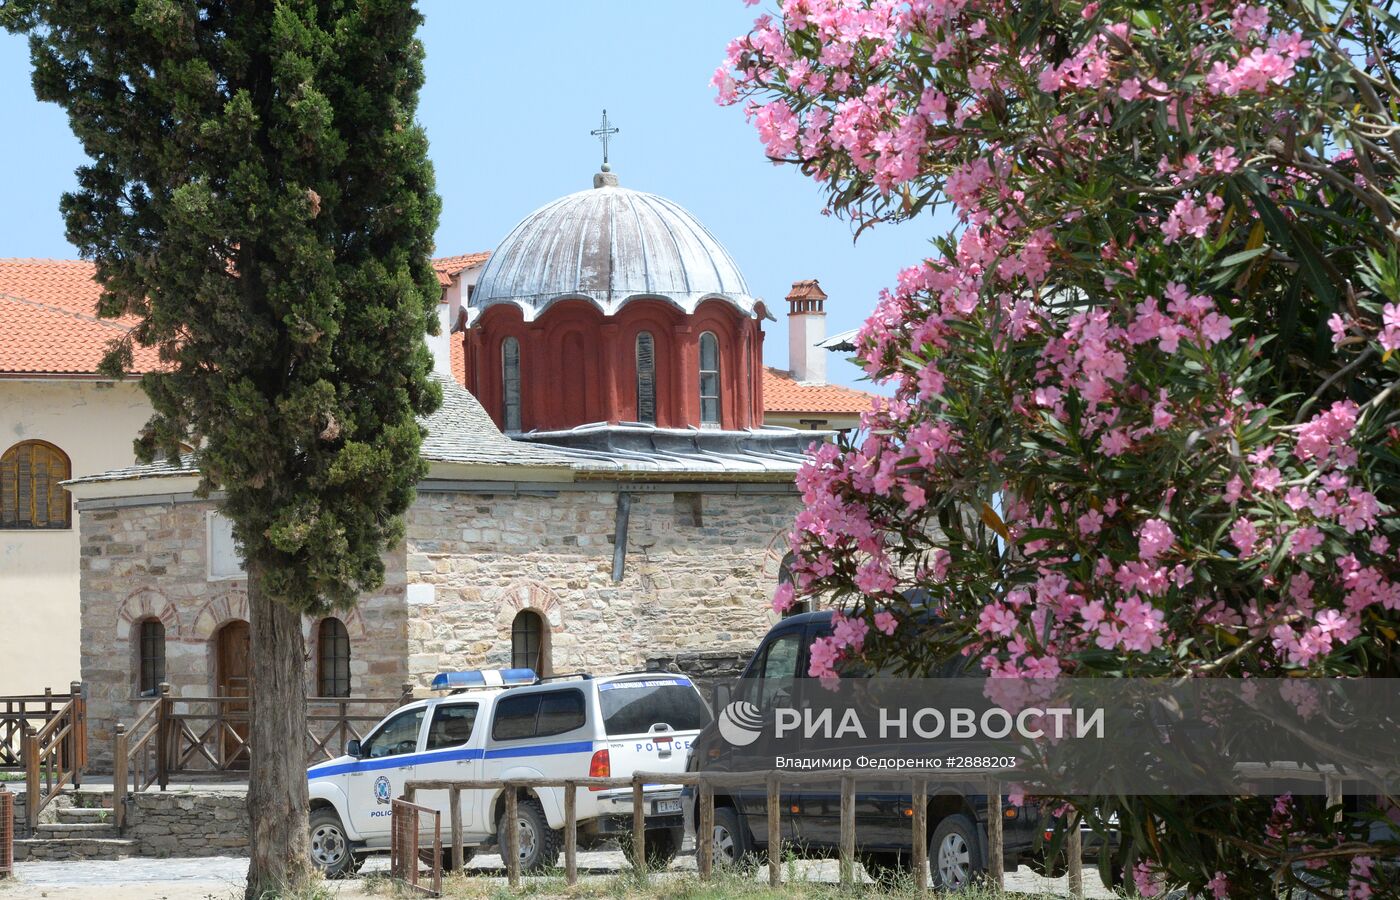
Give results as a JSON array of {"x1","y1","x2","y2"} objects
[{"x1": 0, "y1": 1, "x2": 946, "y2": 390}]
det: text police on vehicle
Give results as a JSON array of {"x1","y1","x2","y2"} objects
[{"x1": 304, "y1": 668, "x2": 711, "y2": 877}]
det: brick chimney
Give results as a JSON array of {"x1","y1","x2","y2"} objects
[{"x1": 787, "y1": 279, "x2": 828, "y2": 384}]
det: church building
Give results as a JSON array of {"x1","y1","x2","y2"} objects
[{"x1": 28, "y1": 166, "x2": 871, "y2": 768}]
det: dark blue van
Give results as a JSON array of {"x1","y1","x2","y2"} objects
[{"x1": 685, "y1": 608, "x2": 1116, "y2": 890}]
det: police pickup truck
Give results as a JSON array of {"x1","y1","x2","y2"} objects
[{"x1": 307, "y1": 669, "x2": 711, "y2": 877}]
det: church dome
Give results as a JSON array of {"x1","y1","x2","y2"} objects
[{"x1": 470, "y1": 171, "x2": 756, "y2": 322}]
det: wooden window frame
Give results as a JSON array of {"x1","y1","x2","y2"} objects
[
  {"x1": 0, "y1": 440, "x2": 72, "y2": 530},
  {"x1": 635, "y1": 331, "x2": 657, "y2": 425}
]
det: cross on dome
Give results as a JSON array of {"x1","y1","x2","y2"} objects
[{"x1": 590, "y1": 109, "x2": 619, "y2": 170}]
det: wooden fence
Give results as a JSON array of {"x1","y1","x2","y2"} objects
[
  {"x1": 397, "y1": 769, "x2": 1092, "y2": 898},
  {"x1": 113, "y1": 683, "x2": 413, "y2": 831},
  {"x1": 21, "y1": 685, "x2": 86, "y2": 834},
  {"x1": 0, "y1": 686, "x2": 81, "y2": 774}
]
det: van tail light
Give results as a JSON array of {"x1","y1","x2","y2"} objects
[{"x1": 588, "y1": 749, "x2": 610, "y2": 791}]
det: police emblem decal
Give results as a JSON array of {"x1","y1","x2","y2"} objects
[{"x1": 374, "y1": 775, "x2": 391, "y2": 805}]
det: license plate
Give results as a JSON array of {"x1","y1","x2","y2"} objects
[{"x1": 654, "y1": 799, "x2": 682, "y2": 815}]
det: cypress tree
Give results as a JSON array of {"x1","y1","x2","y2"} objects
[{"x1": 3, "y1": 1, "x2": 442, "y2": 893}]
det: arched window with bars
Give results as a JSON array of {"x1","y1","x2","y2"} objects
[
  {"x1": 501, "y1": 336, "x2": 522, "y2": 432},
  {"x1": 137, "y1": 618, "x2": 166, "y2": 696},
  {"x1": 635, "y1": 331, "x2": 657, "y2": 425},
  {"x1": 317, "y1": 617, "x2": 351, "y2": 698},
  {"x1": 511, "y1": 610, "x2": 546, "y2": 674},
  {"x1": 0, "y1": 440, "x2": 72, "y2": 529}
]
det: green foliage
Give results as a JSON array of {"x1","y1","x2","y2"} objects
[{"x1": 3, "y1": 0, "x2": 442, "y2": 614}]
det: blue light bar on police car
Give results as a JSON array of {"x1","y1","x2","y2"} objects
[{"x1": 430, "y1": 668, "x2": 537, "y2": 691}]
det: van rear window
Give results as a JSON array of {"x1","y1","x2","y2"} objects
[{"x1": 600, "y1": 679, "x2": 711, "y2": 736}]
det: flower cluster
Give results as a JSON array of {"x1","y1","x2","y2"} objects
[{"x1": 722, "y1": 0, "x2": 1400, "y2": 894}]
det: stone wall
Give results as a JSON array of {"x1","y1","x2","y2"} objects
[
  {"x1": 404, "y1": 488, "x2": 799, "y2": 686},
  {"x1": 79, "y1": 499, "x2": 409, "y2": 771},
  {"x1": 123, "y1": 792, "x2": 248, "y2": 857}
]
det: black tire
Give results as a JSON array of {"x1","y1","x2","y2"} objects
[
  {"x1": 930, "y1": 813, "x2": 984, "y2": 891},
  {"x1": 308, "y1": 808, "x2": 356, "y2": 879},
  {"x1": 861, "y1": 850, "x2": 914, "y2": 885},
  {"x1": 1029, "y1": 849, "x2": 1068, "y2": 878},
  {"x1": 624, "y1": 826, "x2": 683, "y2": 870},
  {"x1": 497, "y1": 798, "x2": 561, "y2": 873},
  {"x1": 421, "y1": 845, "x2": 476, "y2": 872},
  {"x1": 711, "y1": 805, "x2": 759, "y2": 873},
  {"x1": 1101, "y1": 844, "x2": 1139, "y2": 894}
]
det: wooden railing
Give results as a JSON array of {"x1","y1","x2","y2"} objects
[
  {"x1": 112, "y1": 682, "x2": 413, "y2": 825},
  {"x1": 22, "y1": 684, "x2": 86, "y2": 834},
  {"x1": 0, "y1": 685, "x2": 81, "y2": 773},
  {"x1": 399, "y1": 769, "x2": 1086, "y2": 898}
]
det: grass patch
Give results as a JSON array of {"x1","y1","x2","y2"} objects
[{"x1": 407, "y1": 869, "x2": 1081, "y2": 900}]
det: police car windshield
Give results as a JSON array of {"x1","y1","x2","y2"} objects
[{"x1": 599, "y1": 679, "x2": 710, "y2": 736}]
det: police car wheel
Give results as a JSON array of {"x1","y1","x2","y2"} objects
[
  {"x1": 308, "y1": 809, "x2": 355, "y2": 879},
  {"x1": 497, "y1": 798, "x2": 561, "y2": 872}
]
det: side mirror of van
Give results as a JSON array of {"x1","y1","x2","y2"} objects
[
  {"x1": 712, "y1": 682, "x2": 732, "y2": 714},
  {"x1": 345, "y1": 739, "x2": 362, "y2": 758}
]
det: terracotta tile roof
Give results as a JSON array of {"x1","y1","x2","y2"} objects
[
  {"x1": 449, "y1": 332, "x2": 467, "y2": 387},
  {"x1": 786, "y1": 279, "x2": 828, "y2": 302},
  {"x1": 432, "y1": 252, "x2": 490, "y2": 287},
  {"x1": 762, "y1": 366, "x2": 875, "y2": 415},
  {"x1": 0, "y1": 258, "x2": 160, "y2": 375}
]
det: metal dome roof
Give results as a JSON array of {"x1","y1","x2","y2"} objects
[{"x1": 469, "y1": 170, "x2": 756, "y2": 322}]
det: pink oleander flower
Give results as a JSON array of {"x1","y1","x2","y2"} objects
[
  {"x1": 874, "y1": 611, "x2": 898, "y2": 636},
  {"x1": 1231, "y1": 517, "x2": 1260, "y2": 556},
  {"x1": 772, "y1": 581, "x2": 796, "y2": 614},
  {"x1": 1138, "y1": 518, "x2": 1175, "y2": 562}
]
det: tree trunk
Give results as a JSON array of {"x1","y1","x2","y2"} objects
[{"x1": 245, "y1": 567, "x2": 314, "y2": 899}]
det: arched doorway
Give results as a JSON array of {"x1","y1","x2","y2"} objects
[{"x1": 214, "y1": 620, "x2": 251, "y2": 767}]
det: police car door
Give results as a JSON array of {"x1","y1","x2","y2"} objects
[
  {"x1": 346, "y1": 706, "x2": 428, "y2": 838},
  {"x1": 415, "y1": 702, "x2": 485, "y2": 841}
]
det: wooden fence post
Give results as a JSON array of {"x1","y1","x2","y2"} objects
[
  {"x1": 22, "y1": 728, "x2": 37, "y2": 835},
  {"x1": 912, "y1": 777, "x2": 928, "y2": 897},
  {"x1": 505, "y1": 786, "x2": 520, "y2": 889},
  {"x1": 113, "y1": 724, "x2": 128, "y2": 833},
  {"x1": 155, "y1": 684, "x2": 171, "y2": 791},
  {"x1": 631, "y1": 775, "x2": 646, "y2": 879},
  {"x1": 767, "y1": 774, "x2": 781, "y2": 887},
  {"x1": 449, "y1": 786, "x2": 463, "y2": 872},
  {"x1": 987, "y1": 779, "x2": 1004, "y2": 891},
  {"x1": 697, "y1": 781, "x2": 714, "y2": 881},
  {"x1": 564, "y1": 780, "x2": 578, "y2": 886},
  {"x1": 69, "y1": 682, "x2": 84, "y2": 787},
  {"x1": 839, "y1": 775, "x2": 856, "y2": 888},
  {"x1": 1067, "y1": 812, "x2": 1084, "y2": 899},
  {"x1": 1326, "y1": 774, "x2": 1343, "y2": 823}
]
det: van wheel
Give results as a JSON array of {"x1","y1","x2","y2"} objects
[
  {"x1": 308, "y1": 808, "x2": 355, "y2": 879},
  {"x1": 931, "y1": 814, "x2": 984, "y2": 891},
  {"x1": 497, "y1": 798, "x2": 561, "y2": 872},
  {"x1": 711, "y1": 806, "x2": 758, "y2": 874}
]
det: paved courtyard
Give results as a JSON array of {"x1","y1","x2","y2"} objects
[{"x1": 0, "y1": 851, "x2": 1117, "y2": 899}]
